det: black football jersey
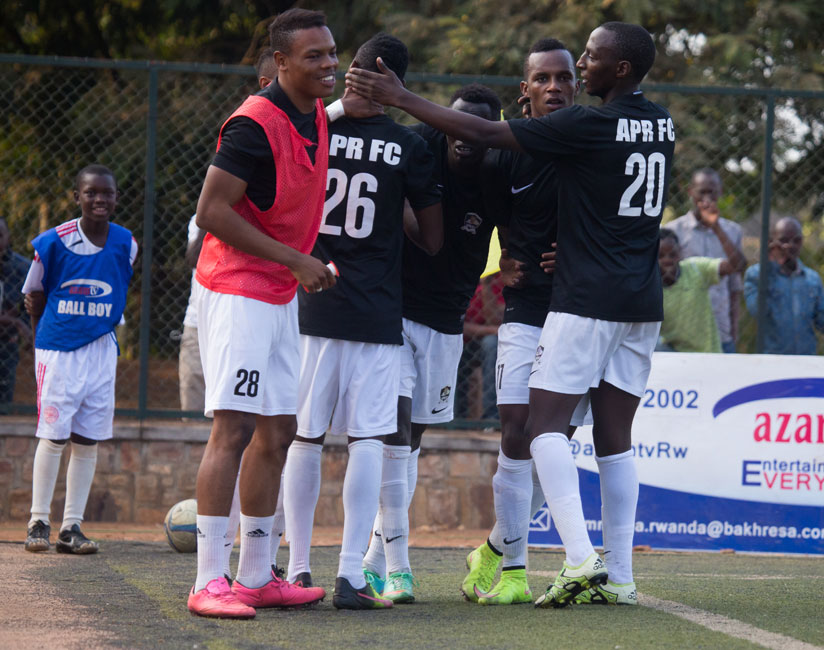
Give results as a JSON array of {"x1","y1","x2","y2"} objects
[
  {"x1": 494, "y1": 146, "x2": 559, "y2": 328},
  {"x1": 298, "y1": 115, "x2": 440, "y2": 344},
  {"x1": 401, "y1": 124, "x2": 508, "y2": 334},
  {"x1": 509, "y1": 92, "x2": 675, "y2": 322}
]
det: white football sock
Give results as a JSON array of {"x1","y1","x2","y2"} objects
[
  {"x1": 29, "y1": 438, "x2": 64, "y2": 526},
  {"x1": 530, "y1": 462, "x2": 548, "y2": 520},
  {"x1": 530, "y1": 432, "x2": 594, "y2": 566},
  {"x1": 283, "y1": 440, "x2": 323, "y2": 582},
  {"x1": 407, "y1": 446, "x2": 420, "y2": 506},
  {"x1": 235, "y1": 513, "x2": 275, "y2": 589},
  {"x1": 380, "y1": 445, "x2": 411, "y2": 574},
  {"x1": 222, "y1": 475, "x2": 240, "y2": 578},
  {"x1": 270, "y1": 472, "x2": 286, "y2": 569},
  {"x1": 195, "y1": 514, "x2": 228, "y2": 591},
  {"x1": 338, "y1": 438, "x2": 382, "y2": 588},
  {"x1": 492, "y1": 450, "x2": 532, "y2": 569},
  {"x1": 362, "y1": 512, "x2": 385, "y2": 576},
  {"x1": 596, "y1": 450, "x2": 638, "y2": 584},
  {"x1": 61, "y1": 442, "x2": 98, "y2": 530}
]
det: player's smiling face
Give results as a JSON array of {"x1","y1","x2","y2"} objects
[
  {"x1": 576, "y1": 27, "x2": 620, "y2": 99},
  {"x1": 276, "y1": 26, "x2": 338, "y2": 110},
  {"x1": 446, "y1": 98, "x2": 494, "y2": 175},
  {"x1": 521, "y1": 49, "x2": 578, "y2": 118},
  {"x1": 74, "y1": 173, "x2": 118, "y2": 225}
]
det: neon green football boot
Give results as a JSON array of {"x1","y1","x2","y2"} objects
[
  {"x1": 478, "y1": 568, "x2": 532, "y2": 606},
  {"x1": 461, "y1": 542, "x2": 502, "y2": 602},
  {"x1": 534, "y1": 553, "x2": 608, "y2": 609}
]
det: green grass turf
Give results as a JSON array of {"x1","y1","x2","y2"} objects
[{"x1": 31, "y1": 541, "x2": 824, "y2": 649}]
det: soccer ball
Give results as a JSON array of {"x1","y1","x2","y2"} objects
[{"x1": 164, "y1": 498, "x2": 198, "y2": 553}]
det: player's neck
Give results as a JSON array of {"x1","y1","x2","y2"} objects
[
  {"x1": 277, "y1": 76, "x2": 317, "y2": 114},
  {"x1": 601, "y1": 82, "x2": 641, "y2": 105}
]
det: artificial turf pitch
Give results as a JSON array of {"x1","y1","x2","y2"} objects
[{"x1": 7, "y1": 539, "x2": 823, "y2": 650}]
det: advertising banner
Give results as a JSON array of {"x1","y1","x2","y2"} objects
[{"x1": 528, "y1": 352, "x2": 824, "y2": 554}]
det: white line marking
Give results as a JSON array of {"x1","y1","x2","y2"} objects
[{"x1": 638, "y1": 593, "x2": 823, "y2": 650}]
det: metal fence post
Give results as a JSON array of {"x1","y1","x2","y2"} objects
[
  {"x1": 137, "y1": 66, "x2": 159, "y2": 419},
  {"x1": 755, "y1": 93, "x2": 775, "y2": 354}
]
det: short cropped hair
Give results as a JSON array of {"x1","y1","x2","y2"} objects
[
  {"x1": 354, "y1": 33, "x2": 409, "y2": 82},
  {"x1": 601, "y1": 22, "x2": 656, "y2": 82},
  {"x1": 75, "y1": 164, "x2": 116, "y2": 190},
  {"x1": 659, "y1": 227, "x2": 679, "y2": 245},
  {"x1": 449, "y1": 84, "x2": 502, "y2": 121},
  {"x1": 268, "y1": 8, "x2": 327, "y2": 54},
  {"x1": 255, "y1": 47, "x2": 276, "y2": 80},
  {"x1": 523, "y1": 38, "x2": 572, "y2": 79},
  {"x1": 690, "y1": 167, "x2": 722, "y2": 185}
]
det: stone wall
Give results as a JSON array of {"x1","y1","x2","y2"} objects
[{"x1": 0, "y1": 418, "x2": 500, "y2": 530}]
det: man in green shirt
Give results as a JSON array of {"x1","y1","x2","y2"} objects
[{"x1": 658, "y1": 226, "x2": 746, "y2": 352}]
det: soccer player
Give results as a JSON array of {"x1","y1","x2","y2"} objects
[
  {"x1": 22, "y1": 164, "x2": 137, "y2": 556},
  {"x1": 188, "y1": 9, "x2": 339, "y2": 619},
  {"x1": 347, "y1": 21, "x2": 675, "y2": 608},
  {"x1": 280, "y1": 32, "x2": 442, "y2": 610},
  {"x1": 361, "y1": 83, "x2": 507, "y2": 603},
  {"x1": 461, "y1": 38, "x2": 589, "y2": 607}
]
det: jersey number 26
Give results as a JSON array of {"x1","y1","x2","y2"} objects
[{"x1": 321, "y1": 169, "x2": 378, "y2": 238}]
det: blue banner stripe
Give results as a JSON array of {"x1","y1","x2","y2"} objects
[{"x1": 712, "y1": 378, "x2": 824, "y2": 418}]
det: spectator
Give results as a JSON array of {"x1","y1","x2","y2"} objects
[
  {"x1": 456, "y1": 273, "x2": 504, "y2": 419},
  {"x1": 0, "y1": 217, "x2": 32, "y2": 411},
  {"x1": 744, "y1": 217, "x2": 824, "y2": 355},
  {"x1": 668, "y1": 168, "x2": 744, "y2": 352},
  {"x1": 658, "y1": 226, "x2": 746, "y2": 353},
  {"x1": 178, "y1": 214, "x2": 206, "y2": 413}
]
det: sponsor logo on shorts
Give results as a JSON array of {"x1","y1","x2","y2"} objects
[
  {"x1": 43, "y1": 405, "x2": 59, "y2": 424},
  {"x1": 431, "y1": 406, "x2": 448, "y2": 414},
  {"x1": 432, "y1": 385, "x2": 452, "y2": 414}
]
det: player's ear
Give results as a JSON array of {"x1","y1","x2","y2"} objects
[
  {"x1": 73, "y1": 189, "x2": 80, "y2": 204},
  {"x1": 519, "y1": 80, "x2": 528, "y2": 96},
  {"x1": 615, "y1": 59, "x2": 631, "y2": 80},
  {"x1": 273, "y1": 49, "x2": 289, "y2": 71}
]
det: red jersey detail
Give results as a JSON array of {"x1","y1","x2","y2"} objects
[{"x1": 196, "y1": 95, "x2": 329, "y2": 305}]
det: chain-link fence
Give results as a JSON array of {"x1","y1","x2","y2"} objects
[{"x1": 1, "y1": 55, "x2": 823, "y2": 423}]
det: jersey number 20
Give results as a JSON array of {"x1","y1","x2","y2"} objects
[
  {"x1": 618, "y1": 152, "x2": 666, "y2": 217},
  {"x1": 321, "y1": 169, "x2": 378, "y2": 238}
]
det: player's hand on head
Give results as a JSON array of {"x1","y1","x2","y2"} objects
[
  {"x1": 24, "y1": 291, "x2": 46, "y2": 317},
  {"x1": 540, "y1": 243, "x2": 558, "y2": 274},
  {"x1": 345, "y1": 57, "x2": 404, "y2": 107},
  {"x1": 341, "y1": 87, "x2": 384, "y2": 119},
  {"x1": 292, "y1": 254, "x2": 336, "y2": 293},
  {"x1": 499, "y1": 248, "x2": 526, "y2": 288},
  {"x1": 517, "y1": 94, "x2": 531, "y2": 118}
]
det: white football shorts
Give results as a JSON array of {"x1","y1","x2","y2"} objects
[
  {"x1": 528, "y1": 312, "x2": 661, "y2": 398},
  {"x1": 196, "y1": 281, "x2": 300, "y2": 417},
  {"x1": 399, "y1": 318, "x2": 463, "y2": 425},
  {"x1": 496, "y1": 321, "x2": 591, "y2": 426},
  {"x1": 35, "y1": 333, "x2": 117, "y2": 441},
  {"x1": 297, "y1": 335, "x2": 400, "y2": 438}
]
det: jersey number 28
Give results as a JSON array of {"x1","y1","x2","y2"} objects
[
  {"x1": 321, "y1": 169, "x2": 378, "y2": 238},
  {"x1": 618, "y1": 152, "x2": 666, "y2": 218}
]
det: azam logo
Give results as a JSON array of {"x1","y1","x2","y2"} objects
[
  {"x1": 60, "y1": 278, "x2": 113, "y2": 298},
  {"x1": 534, "y1": 345, "x2": 544, "y2": 365},
  {"x1": 460, "y1": 212, "x2": 482, "y2": 234},
  {"x1": 439, "y1": 386, "x2": 452, "y2": 402}
]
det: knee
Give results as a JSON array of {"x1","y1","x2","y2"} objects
[{"x1": 211, "y1": 412, "x2": 256, "y2": 453}]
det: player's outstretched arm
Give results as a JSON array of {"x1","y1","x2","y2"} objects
[
  {"x1": 196, "y1": 166, "x2": 335, "y2": 293},
  {"x1": 346, "y1": 59, "x2": 523, "y2": 152}
]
